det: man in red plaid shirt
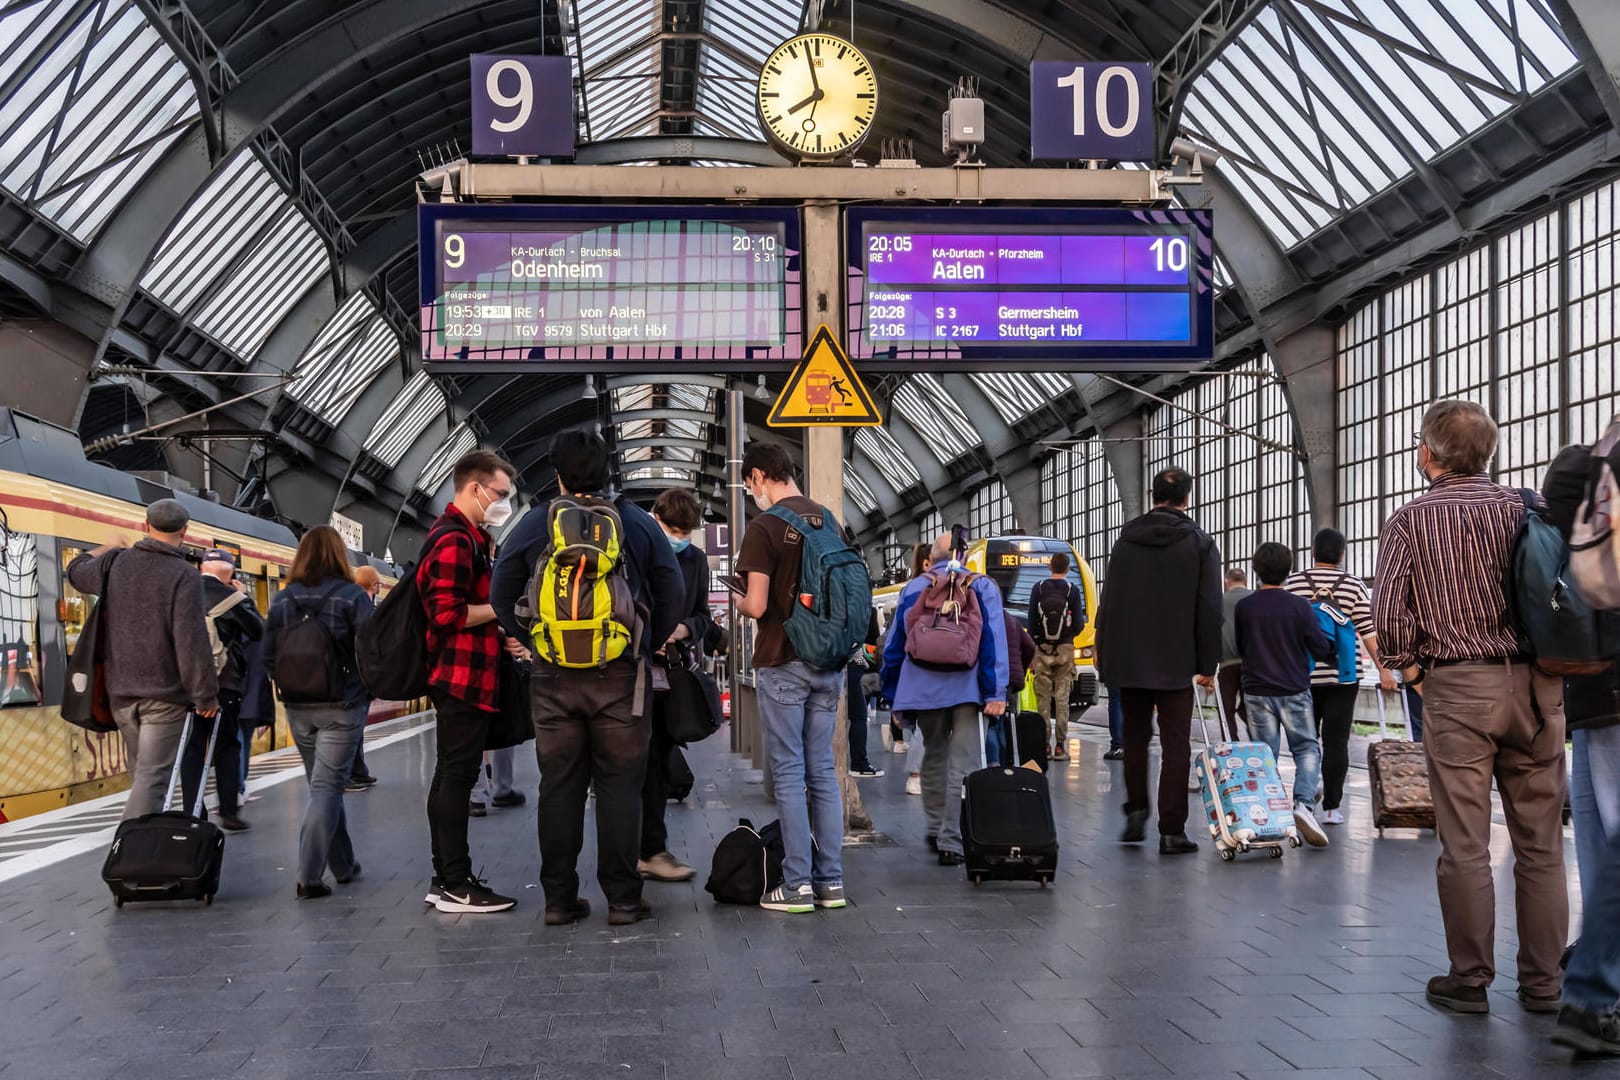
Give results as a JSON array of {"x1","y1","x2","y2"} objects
[{"x1": 419, "y1": 449, "x2": 525, "y2": 914}]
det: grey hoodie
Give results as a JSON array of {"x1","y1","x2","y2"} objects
[{"x1": 68, "y1": 539, "x2": 219, "y2": 713}]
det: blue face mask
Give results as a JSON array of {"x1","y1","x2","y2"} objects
[{"x1": 669, "y1": 536, "x2": 690, "y2": 554}]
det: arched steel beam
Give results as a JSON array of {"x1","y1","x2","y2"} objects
[
  {"x1": 67, "y1": 0, "x2": 493, "y2": 382},
  {"x1": 1548, "y1": 0, "x2": 1620, "y2": 131}
]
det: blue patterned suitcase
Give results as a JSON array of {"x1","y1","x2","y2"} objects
[{"x1": 1195, "y1": 689, "x2": 1301, "y2": 861}]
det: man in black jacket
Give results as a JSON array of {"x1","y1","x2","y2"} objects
[
  {"x1": 490, "y1": 432, "x2": 683, "y2": 927},
  {"x1": 639, "y1": 486, "x2": 715, "y2": 883},
  {"x1": 182, "y1": 549, "x2": 264, "y2": 830},
  {"x1": 1095, "y1": 467, "x2": 1223, "y2": 854}
]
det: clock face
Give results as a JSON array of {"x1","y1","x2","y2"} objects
[{"x1": 756, "y1": 34, "x2": 878, "y2": 160}]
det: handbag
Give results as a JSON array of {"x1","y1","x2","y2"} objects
[
  {"x1": 486, "y1": 654, "x2": 534, "y2": 751},
  {"x1": 62, "y1": 551, "x2": 120, "y2": 733},
  {"x1": 662, "y1": 665, "x2": 723, "y2": 746}
]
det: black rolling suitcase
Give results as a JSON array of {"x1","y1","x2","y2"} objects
[
  {"x1": 1014, "y1": 710, "x2": 1049, "y2": 771},
  {"x1": 103, "y1": 711, "x2": 225, "y2": 907},
  {"x1": 961, "y1": 711, "x2": 1059, "y2": 887}
]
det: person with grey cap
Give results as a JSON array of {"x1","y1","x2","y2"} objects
[
  {"x1": 178, "y1": 547, "x2": 263, "y2": 830},
  {"x1": 67, "y1": 498, "x2": 220, "y2": 821}
]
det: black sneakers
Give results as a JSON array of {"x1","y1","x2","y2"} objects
[
  {"x1": 544, "y1": 897, "x2": 592, "y2": 926},
  {"x1": 491, "y1": 791, "x2": 527, "y2": 808},
  {"x1": 434, "y1": 878, "x2": 516, "y2": 914},
  {"x1": 1121, "y1": 809, "x2": 1149, "y2": 843},
  {"x1": 1552, "y1": 1003, "x2": 1620, "y2": 1055}
]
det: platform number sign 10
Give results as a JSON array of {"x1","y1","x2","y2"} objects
[
  {"x1": 470, "y1": 54, "x2": 575, "y2": 158},
  {"x1": 1028, "y1": 60, "x2": 1154, "y2": 161}
]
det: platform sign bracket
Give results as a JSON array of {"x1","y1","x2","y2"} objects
[{"x1": 767, "y1": 325, "x2": 881, "y2": 427}]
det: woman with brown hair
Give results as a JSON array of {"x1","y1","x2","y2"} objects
[{"x1": 260, "y1": 526, "x2": 374, "y2": 899}]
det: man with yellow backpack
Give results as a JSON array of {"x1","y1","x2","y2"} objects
[{"x1": 491, "y1": 431, "x2": 684, "y2": 928}]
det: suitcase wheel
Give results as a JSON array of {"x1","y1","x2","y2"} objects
[
  {"x1": 1217, "y1": 846, "x2": 1235, "y2": 862},
  {"x1": 113, "y1": 896, "x2": 124, "y2": 909},
  {"x1": 204, "y1": 894, "x2": 214, "y2": 906},
  {"x1": 1289, "y1": 834, "x2": 1303, "y2": 848},
  {"x1": 1038, "y1": 875, "x2": 1050, "y2": 888},
  {"x1": 1377, "y1": 827, "x2": 1386, "y2": 839},
  {"x1": 1269, "y1": 846, "x2": 1284, "y2": 859},
  {"x1": 970, "y1": 874, "x2": 984, "y2": 887}
]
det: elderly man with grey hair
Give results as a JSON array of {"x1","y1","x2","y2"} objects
[
  {"x1": 67, "y1": 498, "x2": 220, "y2": 820},
  {"x1": 1374, "y1": 399, "x2": 1568, "y2": 1017}
]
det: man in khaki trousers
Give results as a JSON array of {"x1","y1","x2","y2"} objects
[{"x1": 1374, "y1": 400, "x2": 1567, "y2": 1016}]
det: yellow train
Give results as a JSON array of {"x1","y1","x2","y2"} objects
[
  {"x1": 0, "y1": 408, "x2": 408, "y2": 824},
  {"x1": 874, "y1": 534, "x2": 1099, "y2": 710}
]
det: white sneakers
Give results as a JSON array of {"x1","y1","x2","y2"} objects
[
  {"x1": 1294, "y1": 806, "x2": 1330, "y2": 848},
  {"x1": 1322, "y1": 808, "x2": 1345, "y2": 826},
  {"x1": 905, "y1": 774, "x2": 922, "y2": 796}
]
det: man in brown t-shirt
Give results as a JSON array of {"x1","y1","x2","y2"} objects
[{"x1": 735, "y1": 442, "x2": 846, "y2": 914}]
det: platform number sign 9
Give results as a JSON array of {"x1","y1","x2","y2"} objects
[
  {"x1": 1028, "y1": 60, "x2": 1154, "y2": 161},
  {"x1": 470, "y1": 54, "x2": 575, "y2": 157}
]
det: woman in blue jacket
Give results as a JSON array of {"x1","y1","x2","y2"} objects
[
  {"x1": 261, "y1": 526, "x2": 374, "y2": 899},
  {"x1": 881, "y1": 534, "x2": 1008, "y2": 865}
]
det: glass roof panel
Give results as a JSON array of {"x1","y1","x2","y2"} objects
[
  {"x1": 139, "y1": 151, "x2": 285, "y2": 313},
  {"x1": 287, "y1": 291, "x2": 399, "y2": 423},
  {"x1": 363, "y1": 371, "x2": 447, "y2": 468},
  {"x1": 575, "y1": 0, "x2": 660, "y2": 142},
  {"x1": 695, "y1": 0, "x2": 798, "y2": 140},
  {"x1": 844, "y1": 469, "x2": 879, "y2": 515},
  {"x1": 853, "y1": 426, "x2": 920, "y2": 490},
  {"x1": 969, "y1": 372, "x2": 1072, "y2": 423},
  {"x1": 0, "y1": 0, "x2": 200, "y2": 243},
  {"x1": 415, "y1": 424, "x2": 478, "y2": 496},
  {"x1": 1183, "y1": 0, "x2": 1575, "y2": 248},
  {"x1": 892, "y1": 374, "x2": 977, "y2": 462},
  {"x1": 189, "y1": 203, "x2": 328, "y2": 360},
  {"x1": 625, "y1": 464, "x2": 699, "y2": 482}
]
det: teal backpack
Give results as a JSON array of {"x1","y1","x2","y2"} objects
[
  {"x1": 1307, "y1": 573, "x2": 1360, "y2": 684},
  {"x1": 765, "y1": 505, "x2": 873, "y2": 672}
]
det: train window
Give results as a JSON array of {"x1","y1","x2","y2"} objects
[
  {"x1": 0, "y1": 525, "x2": 42, "y2": 707},
  {"x1": 59, "y1": 544, "x2": 95, "y2": 659}
]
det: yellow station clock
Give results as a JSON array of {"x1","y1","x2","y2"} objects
[{"x1": 756, "y1": 33, "x2": 878, "y2": 160}]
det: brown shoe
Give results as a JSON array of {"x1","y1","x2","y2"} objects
[
  {"x1": 1426, "y1": 975, "x2": 1489, "y2": 1014},
  {"x1": 637, "y1": 852, "x2": 696, "y2": 882}
]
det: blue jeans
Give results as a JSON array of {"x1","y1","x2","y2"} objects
[
  {"x1": 1108, "y1": 690, "x2": 1124, "y2": 751},
  {"x1": 1404, "y1": 685, "x2": 1425, "y2": 741},
  {"x1": 1572, "y1": 728, "x2": 1620, "y2": 909},
  {"x1": 756, "y1": 662, "x2": 844, "y2": 889},
  {"x1": 288, "y1": 703, "x2": 365, "y2": 887},
  {"x1": 1244, "y1": 691, "x2": 1321, "y2": 809},
  {"x1": 1566, "y1": 809, "x2": 1620, "y2": 1011}
]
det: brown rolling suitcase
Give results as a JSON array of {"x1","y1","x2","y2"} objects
[{"x1": 1366, "y1": 685, "x2": 1435, "y2": 836}]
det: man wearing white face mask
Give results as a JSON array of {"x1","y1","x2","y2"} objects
[
  {"x1": 418, "y1": 449, "x2": 527, "y2": 914},
  {"x1": 638, "y1": 487, "x2": 714, "y2": 882}
]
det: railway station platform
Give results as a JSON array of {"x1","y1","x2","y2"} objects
[{"x1": 0, "y1": 716, "x2": 1613, "y2": 1080}]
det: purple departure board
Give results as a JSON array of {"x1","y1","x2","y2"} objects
[
  {"x1": 420, "y1": 206, "x2": 793, "y2": 366},
  {"x1": 849, "y1": 209, "x2": 1213, "y2": 364}
]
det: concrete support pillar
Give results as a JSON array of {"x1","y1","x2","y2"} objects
[
  {"x1": 1101, "y1": 413, "x2": 1145, "y2": 524},
  {"x1": 799, "y1": 198, "x2": 870, "y2": 835},
  {"x1": 1269, "y1": 324, "x2": 1337, "y2": 530}
]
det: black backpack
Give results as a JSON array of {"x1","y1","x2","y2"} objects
[
  {"x1": 704, "y1": 818, "x2": 785, "y2": 904},
  {"x1": 273, "y1": 587, "x2": 346, "y2": 703},
  {"x1": 1031, "y1": 579, "x2": 1074, "y2": 647},
  {"x1": 356, "y1": 522, "x2": 472, "y2": 700}
]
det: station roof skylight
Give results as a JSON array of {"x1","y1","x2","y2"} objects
[
  {"x1": 363, "y1": 371, "x2": 446, "y2": 468},
  {"x1": 415, "y1": 423, "x2": 478, "y2": 496},
  {"x1": 892, "y1": 374, "x2": 979, "y2": 463},
  {"x1": 287, "y1": 292, "x2": 399, "y2": 424}
]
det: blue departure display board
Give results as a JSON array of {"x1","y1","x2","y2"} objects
[
  {"x1": 419, "y1": 204, "x2": 802, "y2": 373},
  {"x1": 846, "y1": 207, "x2": 1214, "y2": 368}
]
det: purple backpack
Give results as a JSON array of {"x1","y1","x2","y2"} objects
[{"x1": 905, "y1": 569, "x2": 984, "y2": 671}]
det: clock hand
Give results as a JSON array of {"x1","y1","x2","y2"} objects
[
  {"x1": 805, "y1": 48, "x2": 820, "y2": 92},
  {"x1": 787, "y1": 88, "x2": 825, "y2": 115}
]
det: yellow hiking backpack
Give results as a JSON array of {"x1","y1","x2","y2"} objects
[{"x1": 523, "y1": 495, "x2": 641, "y2": 668}]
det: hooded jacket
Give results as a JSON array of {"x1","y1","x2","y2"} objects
[
  {"x1": 1542, "y1": 444, "x2": 1619, "y2": 733},
  {"x1": 1095, "y1": 506, "x2": 1223, "y2": 691}
]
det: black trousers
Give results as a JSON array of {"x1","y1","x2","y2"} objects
[
  {"x1": 641, "y1": 696, "x2": 675, "y2": 860},
  {"x1": 1120, "y1": 686, "x2": 1194, "y2": 836},
  {"x1": 1311, "y1": 683, "x2": 1359, "y2": 811},
  {"x1": 180, "y1": 690, "x2": 243, "y2": 818},
  {"x1": 533, "y1": 662, "x2": 648, "y2": 910},
  {"x1": 427, "y1": 690, "x2": 493, "y2": 886},
  {"x1": 1216, "y1": 664, "x2": 1247, "y2": 741}
]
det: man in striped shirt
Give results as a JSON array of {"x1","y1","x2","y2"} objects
[
  {"x1": 1285, "y1": 528, "x2": 1396, "y2": 827},
  {"x1": 1373, "y1": 400, "x2": 1568, "y2": 1017}
]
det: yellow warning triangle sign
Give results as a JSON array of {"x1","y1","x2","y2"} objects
[{"x1": 767, "y1": 325, "x2": 882, "y2": 427}]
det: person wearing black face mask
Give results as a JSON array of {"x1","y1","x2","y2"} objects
[{"x1": 638, "y1": 487, "x2": 714, "y2": 883}]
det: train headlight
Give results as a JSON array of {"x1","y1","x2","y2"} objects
[{"x1": 1078, "y1": 646, "x2": 1095, "y2": 659}]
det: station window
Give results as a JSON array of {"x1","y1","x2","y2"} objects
[{"x1": 0, "y1": 526, "x2": 41, "y2": 707}]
